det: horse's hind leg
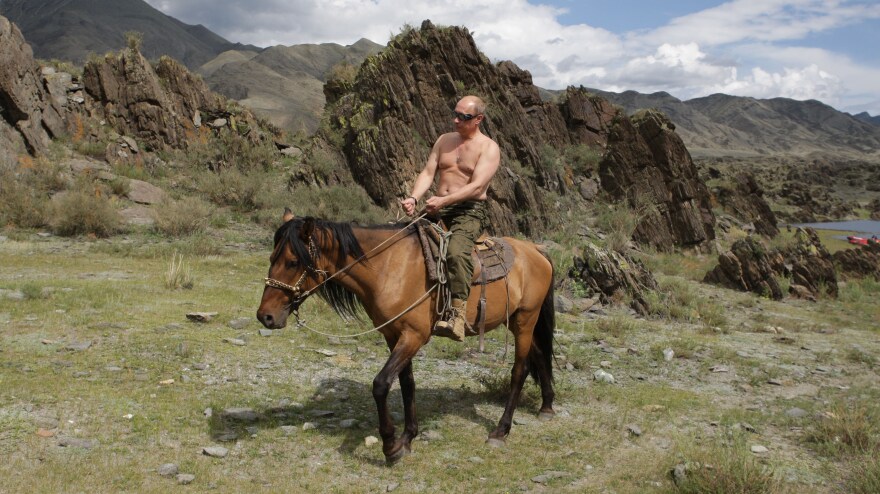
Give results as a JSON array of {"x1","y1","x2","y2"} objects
[
  {"x1": 487, "y1": 313, "x2": 537, "y2": 446},
  {"x1": 398, "y1": 360, "x2": 419, "y2": 450},
  {"x1": 373, "y1": 332, "x2": 421, "y2": 464}
]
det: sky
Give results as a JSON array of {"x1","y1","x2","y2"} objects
[{"x1": 143, "y1": 0, "x2": 880, "y2": 115}]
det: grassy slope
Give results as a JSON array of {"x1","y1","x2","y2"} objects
[{"x1": 1, "y1": 228, "x2": 878, "y2": 493}]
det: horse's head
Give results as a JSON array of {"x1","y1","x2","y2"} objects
[{"x1": 256, "y1": 209, "x2": 322, "y2": 329}]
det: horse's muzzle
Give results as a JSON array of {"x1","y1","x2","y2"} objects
[{"x1": 256, "y1": 307, "x2": 289, "y2": 329}]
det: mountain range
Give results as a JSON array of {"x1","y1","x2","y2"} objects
[{"x1": 3, "y1": 0, "x2": 879, "y2": 157}]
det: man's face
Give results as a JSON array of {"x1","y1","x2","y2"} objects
[{"x1": 452, "y1": 102, "x2": 481, "y2": 131}]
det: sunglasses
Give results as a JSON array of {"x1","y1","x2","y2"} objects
[{"x1": 452, "y1": 111, "x2": 480, "y2": 121}]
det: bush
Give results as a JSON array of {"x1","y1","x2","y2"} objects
[
  {"x1": 564, "y1": 144, "x2": 602, "y2": 176},
  {"x1": 595, "y1": 203, "x2": 638, "y2": 252},
  {"x1": 165, "y1": 252, "x2": 194, "y2": 290},
  {"x1": 196, "y1": 167, "x2": 264, "y2": 211},
  {"x1": 670, "y1": 438, "x2": 783, "y2": 493},
  {"x1": 0, "y1": 157, "x2": 67, "y2": 228},
  {"x1": 805, "y1": 404, "x2": 877, "y2": 457},
  {"x1": 49, "y1": 186, "x2": 122, "y2": 237},
  {"x1": 152, "y1": 196, "x2": 211, "y2": 237}
]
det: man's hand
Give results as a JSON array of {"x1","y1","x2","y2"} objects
[
  {"x1": 424, "y1": 195, "x2": 446, "y2": 215},
  {"x1": 400, "y1": 196, "x2": 417, "y2": 217}
]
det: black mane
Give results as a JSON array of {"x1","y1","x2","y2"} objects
[{"x1": 273, "y1": 218, "x2": 367, "y2": 320}]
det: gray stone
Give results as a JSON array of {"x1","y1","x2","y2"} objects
[
  {"x1": 280, "y1": 425, "x2": 297, "y2": 435},
  {"x1": 120, "y1": 136, "x2": 139, "y2": 153},
  {"x1": 309, "y1": 410, "x2": 335, "y2": 418},
  {"x1": 105, "y1": 365, "x2": 123, "y2": 372},
  {"x1": 339, "y1": 419, "x2": 358, "y2": 429},
  {"x1": 750, "y1": 445, "x2": 769, "y2": 454},
  {"x1": 126, "y1": 179, "x2": 166, "y2": 205},
  {"x1": 176, "y1": 474, "x2": 195, "y2": 485},
  {"x1": 221, "y1": 408, "x2": 261, "y2": 422},
  {"x1": 365, "y1": 436, "x2": 379, "y2": 447},
  {"x1": 420, "y1": 430, "x2": 443, "y2": 441},
  {"x1": 228, "y1": 317, "x2": 251, "y2": 330},
  {"x1": 210, "y1": 118, "x2": 227, "y2": 128},
  {"x1": 202, "y1": 446, "x2": 229, "y2": 458},
  {"x1": 663, "y1": 348, "x2": 674, "y2": 361},
  {"x1": 58, "y1": 436, "x2": 97, "y2": 449},
  {"x1": 786, "y1": 407, "x2": 808, "y2": 418},
  {"x1": 554, "y1": 294, "x2": 573, "y2": 313},
  {"x1": 593, "y1": 369, "x2": 615, "y2": 383},
  {"x1": 387, "y1": 482, "x2": 400, "y2": 492},
  {"x1": 302, "y1": 422, "x2": 318, "y2": 430},
  {"x1": 626, "y1": 424, "x2": 642, "y2": 437},
  {"x1": 259, "y1": 329, "x2": 274, "y2": 337},
  {"x1": 65, "y1": 341, "x2": 92, "y2": 352},
  {"x1": 531, "y1": 471, "x2": 569, "y2": 484},
  {"x1": 192, "y1": 363, "x2": 208, "y2": 371},
  {"x1": 120, "y1": 205, "x2": 154, "y2": 226},
  {"x1": 157, "y1": 463, "x2": 179, "y2": 477},
  {"x1": 186, "y1": 312, "x2": 218, "y2": 323},
  {"x1": 223, "y1": 338, "x2": 246, "y2": 346}
]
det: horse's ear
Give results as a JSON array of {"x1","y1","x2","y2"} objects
[
  {"x1": 300, "y1": 217, "x2": 315, "y2": 241},
  {"x1": 282, "y1": 208, "x2": 294, "y2": 223}
]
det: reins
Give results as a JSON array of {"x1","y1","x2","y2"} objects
[{"x1": 264, "y1": 213, "x2": 433, "y2": 337}]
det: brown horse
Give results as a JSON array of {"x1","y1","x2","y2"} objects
[{"x1": 256, "y1": 210, "x2": 556, "y2": 464}]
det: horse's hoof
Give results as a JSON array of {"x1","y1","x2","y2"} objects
[
  {"x1": 385, "y1": 445, "x2": 411, "y2": 466},
  {"x1": 538, "y1": 411, "x2": 556, "y2": 422},
  {"x1": 486, "y1": 437, "x2": 506, "y2": 448}
]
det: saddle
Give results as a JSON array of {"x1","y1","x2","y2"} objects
[
  {"x1": 415, "y1": 219, "x2": 515, "y2": 285},
  {"x1": 415, "y1": 219, "x2": 515, "y2": 346}
]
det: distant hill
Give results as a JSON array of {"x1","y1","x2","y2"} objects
[
  {"x1": 852, "y1": 111, "x2": 880, "y2": 126},
  {"x1": 199, "y1": 39, "x2": 384, "y2": 133},
  {"x1": 586, "y1": 89, "x2": 880, "y2": 158},
  {"x1": 0, "y1": 0, "x2": 258, "y2": 68}
]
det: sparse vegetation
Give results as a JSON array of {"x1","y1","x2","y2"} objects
[
  {"x1": 152, "y1": 196, "x2": 211, "y2": 237},
  {"x1": 164, "y1": 251, "x2": 194, "y2": 289},
  {"x1": 669, "y1": 436, "x2": 784, "y2": 494},
  {"x1": 48, "y1": 181, "x2": 122, "y2": 237}
]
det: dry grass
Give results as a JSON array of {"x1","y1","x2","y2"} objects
[{"x1": 164, "y1": 252, "x2": 194, "y2": 289}]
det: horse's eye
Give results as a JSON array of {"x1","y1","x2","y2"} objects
[{"x1": 286, "y1": 259, "x2": 298, "y2": 269}]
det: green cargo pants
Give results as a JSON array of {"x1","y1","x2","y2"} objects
[{"x1": 439, "y1": 201, "x2": 488, "y2": 301}]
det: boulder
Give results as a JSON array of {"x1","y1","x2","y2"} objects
[
  {"x1": 785, "y1": 228, "x2": 837, "y2": 299},
  {"x1": 832, "y1": 242, "x2": 880, "y2": 280},
  {"x1": 569, "y1": 242, "x2": 657, "y2": 315},
  {"x1": 704, "y1": 236, "x2": 783, "y2": 300},
  {"x1": 711, "y1": 173, "x2": 779, "y2": 237},
  {"x1": 0, "y1": 16, "x2": 66, "y2": 157},
  {"x1": 599, "y1": 109, "x2": 716, "y2": 251}
]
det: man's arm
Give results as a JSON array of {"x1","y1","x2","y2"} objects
[
  {"x1": 427, "y1": 140, "x2": 500, "y2": 211},
  {"x1": 401, "y1": 135, "x2": 443, "y2": 215}
]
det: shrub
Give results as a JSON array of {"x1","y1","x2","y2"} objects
[
  {"x1": 165, "y1": 252, "x2": 194, "y2": 290},
  {"x1": 49, "y1": 186, "x2": 122, "y2": 237},
  {"x1": 152, "y1": 197, "x2": 211, "y2": 237},
  {"x1": 0, "y1": 175, "x2": 50, "y2": 228},
  {"x1": 847, "y1": 454, "x2": 880, "y2": 494},
  {"x1": 196, "y1": 167, "x2": 264, "y2": 211},
  {"x1": 670, "y1": 438, "x2": 783, "y2": 493},
  {"x1": 805, "y1": 404, "x2": 876, "y2": 457},
  {"x1": 595, "y1": 203, "x2": 638, "y2": 252},
  {"x1": 285, "y1": 184, "x2": 387, "y2": 224},
  {"x1": 564, "y1": 144, "x2": 602, "y2": 176}
]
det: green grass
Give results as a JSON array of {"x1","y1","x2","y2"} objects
[{"x1": 2, "y1": 229, "x2": 879, "y2": 493}]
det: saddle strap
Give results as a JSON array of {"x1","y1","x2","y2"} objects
[{"x1": 477, "y1": 258, "x2": 488, "y2": 352}]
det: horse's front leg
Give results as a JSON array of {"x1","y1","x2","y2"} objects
[{"x1": 373, "y1": 332, "x2": 421, "y2": 464}]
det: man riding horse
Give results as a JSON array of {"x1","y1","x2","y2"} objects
[{"x1": 400, "y1": 95, "x2": 501, "y2": 342}]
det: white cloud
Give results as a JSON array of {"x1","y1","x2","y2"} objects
[{"x1": 143, "y1": 0, "x2": 880, "y2": 114}]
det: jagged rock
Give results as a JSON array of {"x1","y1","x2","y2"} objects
[
  {"x1": 316, "y1": 21, "x2": 619, "y2": 236},
  {"x1": 80, "y1": 46, "x2": 231, "y2": 151},
  {"x1": 785, "y1": 228, "x2": 837, "y2": 299},
  {"x1": 600, "y1": 109, "x2": 716, "y2": 251},
  {"x1": 569, "y1": 241, "x2": 657, "y2": 315},
  {"x1": 711, "y1": 173, "x2": 779, "y2": 237},
  {"x1": 832, "y1": 242, "x2": 880, "y2": 280},
  {"x1": 704, "y1": 236, "x2": 783, "y2": 300},
  {"x1": 0, "y1": 15, "x2": 66, "y2": 158}
]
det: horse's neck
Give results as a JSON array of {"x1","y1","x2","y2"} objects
[{"x1": 338, "y1": 227, "x2": 421, "y2": 295}]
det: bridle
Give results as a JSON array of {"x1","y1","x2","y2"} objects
[
  {"x1": 264, "y1": 234, "x2": 327, "y2": 314},
  {"x1": 263, "y1": 214, "x2": 428, "y2": 320}
]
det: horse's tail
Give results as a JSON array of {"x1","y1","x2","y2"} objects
[{"x1": 528, "y1": 252, "x2": 555, "y2": 384}]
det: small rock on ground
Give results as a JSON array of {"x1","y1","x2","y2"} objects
[
  {"x1": 751, "y1": 445, "x2": 769, "y2": 454},
  {"x1": 177, "y1": 474, "x2": 195, "y2": 485},
  {"x1": 202, "y1": 446, "x2": 229, "y2": 458},
  {"x1": 365, "y1": 436, "x2": 379, "y2": 447},
  {"x1": 186, "y1": 312, "x2": 218, "y2": 322},
  {"x1": 157, "y1": 463, "x2": 178, "y2": 477}
]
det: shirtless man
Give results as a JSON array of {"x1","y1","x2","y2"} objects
[{"x1": 401, "y1": 95, "x2": 501, "y2": 341}]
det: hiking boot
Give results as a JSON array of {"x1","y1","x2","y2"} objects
[{"x1": 433, "y1": 299, "x2": 468, "y2": 342}]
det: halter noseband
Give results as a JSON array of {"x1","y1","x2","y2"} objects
[{"x1": 264, "y1": 234, "x2": 326, "y2": 308}]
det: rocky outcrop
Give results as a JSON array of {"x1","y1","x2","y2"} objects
[
  {"x1": 0, "y1": 16, "x2": 66, "y2": 160},
  {"x1": 703, "y1": 236, "x2": 783, "y2": 299},
  {"x1": 569, "y1": 242, "x2": 658, "y2": 315},
  {"x1": 81, "y1": 48, "x2": 229, "y2": 151},
  {"x1": 317, "y1": 21, "x2": 617, "y2": 235},
  {"x1": 600, "y1": 109, "x2": 716, "y2": 251},
  {"x1": 785, "y1": 228, "x2": 838, "y2": 299},
  {"x1": 711, "y1": 172, "x2": 779, "y2": 237},
  {"x1": 833, "y1": 243, "x2": 880, "y2": 280}
]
